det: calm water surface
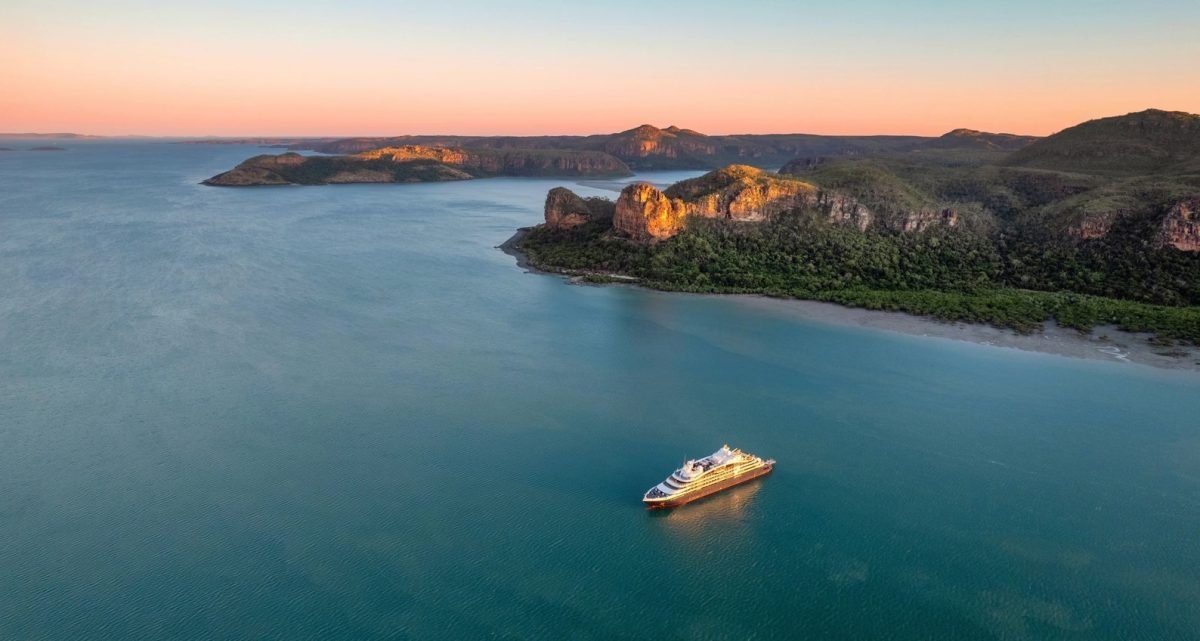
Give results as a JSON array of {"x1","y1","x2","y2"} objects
[{"x1": 1, "y1": 142, "x2": 1199, "y2": 640}]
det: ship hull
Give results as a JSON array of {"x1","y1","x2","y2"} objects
[{"x1": 644, "y1": 463, "x2": 773, "y2": 509}]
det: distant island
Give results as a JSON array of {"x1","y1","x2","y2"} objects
[
  {"x1": 202, "y1": 148, "x2": 632, "y2": 186},
  {"x1": 0, "y1": 133, "x2": 100, "y2": 140},
  {"x1": 28, "y1": 146, "x2": 67, "y2": 151},
  {"x1": 199, "y1": 124, "x2": 1041, "y2": 182},
  {"x1": 511, "y1": 110, "x2": 1200, "y2": 346}
]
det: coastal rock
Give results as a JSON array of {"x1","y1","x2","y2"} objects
[
  {"x1": 613, "y1": 165, "x2": 888, "y2": 241},
  {"x1": 612, "y1": 163, "x2": 964, "y2": 241},
  {"x1": 663, "y1": 165, "x2": 817, "y2": 220},
  {"x1": 1160, "y1": 197, "x2": 1200, "y2": 251},
  {"x1": 544, "y1": 188, "x2": 593, "y2": 229},
  {"x1": 613, "y1": 183, "x2": 690, "y2": 242},
  {"x1": 615, "y1": 164, "x2": 891, "y2": 241}
]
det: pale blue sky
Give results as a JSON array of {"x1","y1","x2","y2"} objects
[{"x1": 3, "y1": 0, "x2": 1198, "y2": 135}]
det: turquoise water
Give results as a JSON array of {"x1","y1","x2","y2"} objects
[{"x1": 2, "y1": 142, "x2": 1199, "y2": 640}]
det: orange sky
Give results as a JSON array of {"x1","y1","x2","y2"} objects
[{"x1": 3, "y1": 1, "x2": 1198, "y2": 137}]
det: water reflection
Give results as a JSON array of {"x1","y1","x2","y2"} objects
[{"x1": 647, "y1": 478, "x2": 765, "y2": 535}]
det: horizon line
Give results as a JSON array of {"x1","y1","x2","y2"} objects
[{"x1": 3, "y1": 107, "x2": 1193, "y2": 140}]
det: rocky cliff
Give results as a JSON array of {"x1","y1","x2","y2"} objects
[
  {"x1": 611, "y1": 165, "x2": 877, "y2": 241},
  {"x1": 613, "y1": 183, "x2": 693, "y2": 242},
  {"x1": 1160, "y1": 198, "x2": 1200, "y2": 251},
  {"x1": 543, "y1": 187, "x2": 615, "y2": 230}
]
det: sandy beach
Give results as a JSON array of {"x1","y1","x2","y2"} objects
[{"x1": 501, "y1": 229, "x2": 1200, "y2": 372}]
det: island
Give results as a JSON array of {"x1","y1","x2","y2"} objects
[
  {"x1": 29, "y1": 146, "x2": 67, "y2": 151},
  {"x1": 510, "y1": 110, "x2": 1200, "y2": 346},
  {"x1": 202, "y1": 147, "x2": 632, "y2": 186}
]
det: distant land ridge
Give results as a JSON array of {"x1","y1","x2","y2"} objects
[{"x1": 196, "y1": 122, "x2": 1043, "y2": 179}]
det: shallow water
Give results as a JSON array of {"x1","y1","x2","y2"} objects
[{"x1": 2, "y1": 142, "x2": 1199, "y2": 640}]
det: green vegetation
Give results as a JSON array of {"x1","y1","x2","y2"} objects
[
  {"x1": 520, "y1": 212, "x2": 1200, "y2": 343},
  {"x1": 1006, "y1": 109, "x2": 1200, "y2": 174}
]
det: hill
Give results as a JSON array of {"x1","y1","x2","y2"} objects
[
  {"x1": 1006, "y1": 109, "x2": 1200, "y2": 174},
  {"x1": 925, "y1": 129, "x2": 1040, "y2": 151}
]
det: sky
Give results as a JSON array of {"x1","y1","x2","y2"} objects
[{"x1": 2, "y1": 0, "x2": 1199, "y2": 137}]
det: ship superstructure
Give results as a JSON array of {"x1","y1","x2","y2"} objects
[{"x1": 643, "y1": 445, "x2": 774, "y2": 509}]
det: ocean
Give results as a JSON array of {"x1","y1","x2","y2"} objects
[{"x1": 1, "y1": 141, "x2": 1198, "y2": 640}]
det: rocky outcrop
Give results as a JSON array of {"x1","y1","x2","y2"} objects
[
  {"x1": 1070, "y1": 211, "x2": 1119, "y2": 240},
  {"x1": 818, "y1": 191, "x2": 874, "y2": 231},
  {"x1": 545, "y1": 188, "x2": 593, "y2": 230},
  {"x1": 661, "y1": 165, "x2": 817, "y2": 222},
  {"x1": 613, "y1": 183, "x2": 692, "y2": 242},
  {"x1": 613, "y1": 165, "x2": 871, "y2": 241},
  {"x1": 543, "y1": 188, "x2": 615, "y2": 230},
  {"x1": 1160, "y1": 198, "x2": 1200, "y2": 251},
  {"x1": 897, "y1": 208, "x2": 959, "y2": 232}
]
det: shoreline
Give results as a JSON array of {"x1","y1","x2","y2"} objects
[{"x1": 500, "y1": 229, "x2": 1200, "y2": 372}]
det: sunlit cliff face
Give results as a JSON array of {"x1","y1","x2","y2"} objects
[
  {"x1": 359, "y1": 146, "x2": 470, "y2": 164},
  {"x1": 608, "y1": 164, "x2": 963, "y2": 242},
  {"x1": 612, "y1": 166, "x2": 822, "y2": 242},
  {"x1": 614, "y1": 183, "x2": 691, "y2": 242}
]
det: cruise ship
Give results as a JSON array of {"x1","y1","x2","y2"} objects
[{"x1": 643, "y1": 445, "x2": 774, "y2": 509}]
